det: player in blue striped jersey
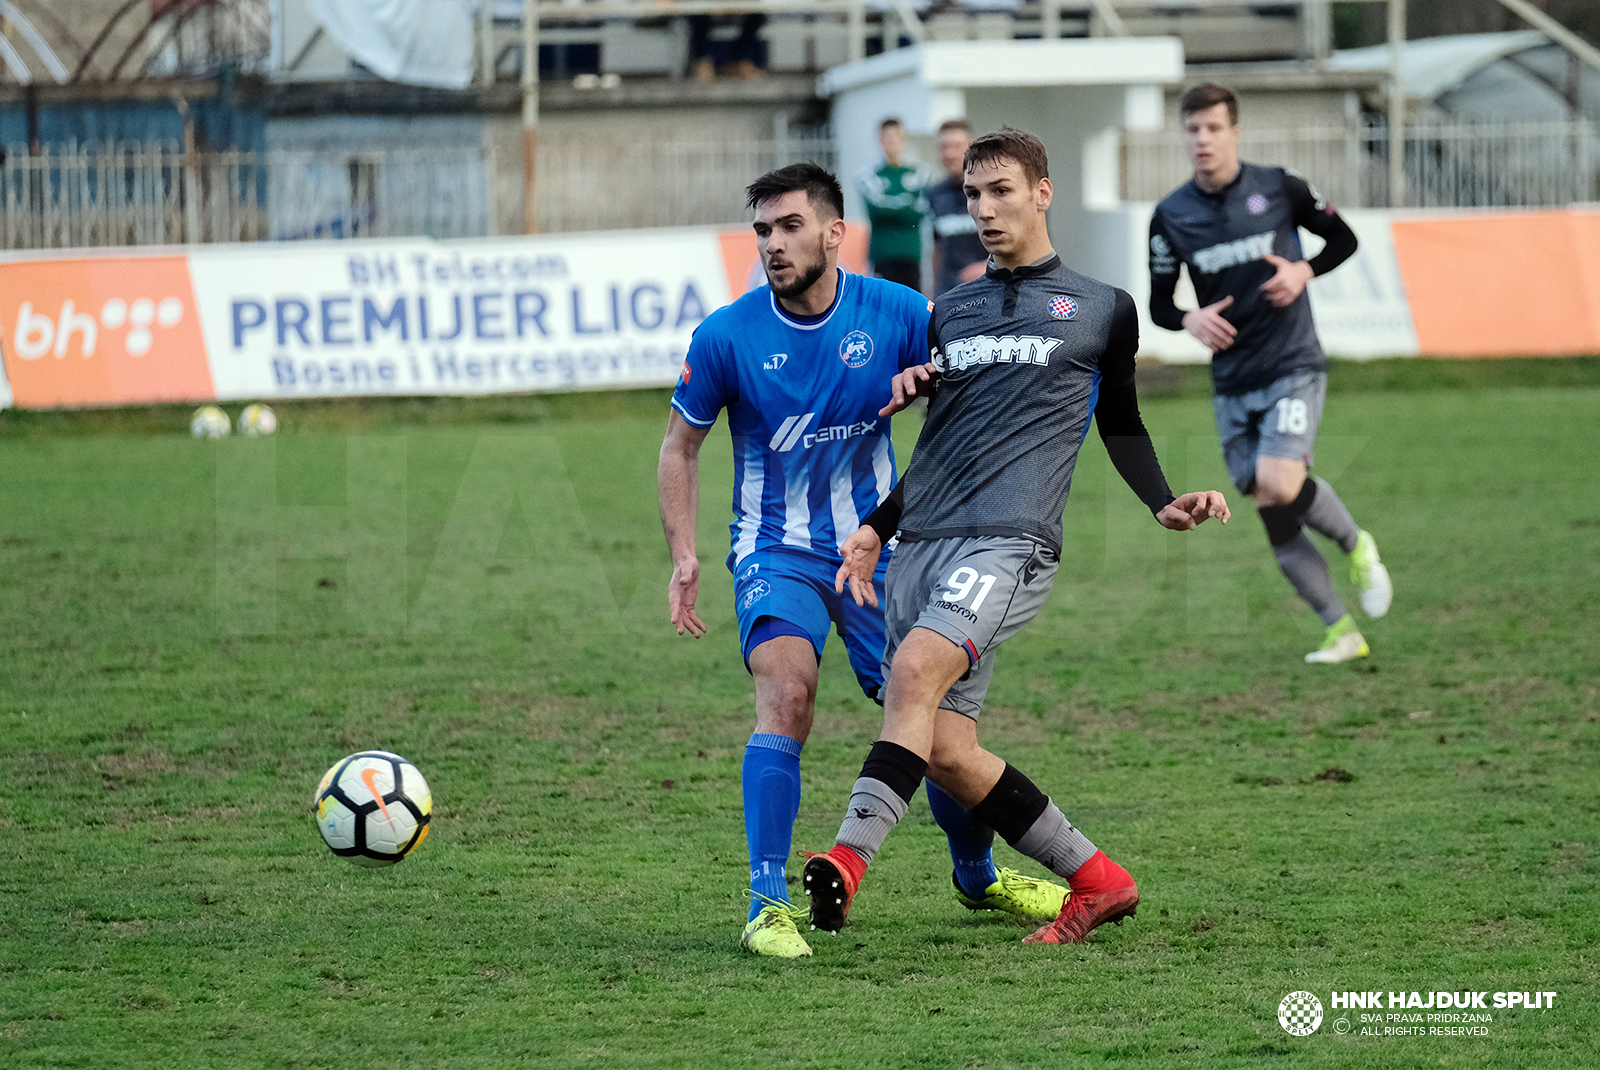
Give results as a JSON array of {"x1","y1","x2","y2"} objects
[{"x1": 657, "y1": 165, "x2": 1067, "y2": 958}]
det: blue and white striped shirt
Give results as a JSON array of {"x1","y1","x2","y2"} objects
[{"x1": 671, "y1": 269, "x2": 931, "y2": 570}]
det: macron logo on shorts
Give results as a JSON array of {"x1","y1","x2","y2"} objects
[{"x1": 769, "y1": 413, "x2": 817, "y2": 452}]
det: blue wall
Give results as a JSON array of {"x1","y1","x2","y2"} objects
[{"x1": 0, "y1": 93, "x2": 266, "y2": 152}]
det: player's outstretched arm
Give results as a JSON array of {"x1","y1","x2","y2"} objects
[
  {"x1": 1156, "y1": 491, "x2": 1231, "y2": 531},
  {"x1": 834, "y1": 526, "x2": 884, "y2": 608},
  {"x1": 657, "y1": 410, "x2": 712, "y2": 637},
  {"x1": 880, "y1": 361, "x2": 939, "y2": 417}
]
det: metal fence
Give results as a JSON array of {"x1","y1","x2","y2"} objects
[
  {"x1": 1, "y1": 146, "x2": 267, "y2": 249},
  {"x1": 0, "y1": 136, "x2": 834, "y2": 250},
  {"x1": 0, "y1": 144, "x2": 495, "y2": 249},
  {"x1": 533, "y1": 133, "x2": 835, "y2": 233},
  {"x1": 12, "y1": 122, "x2": 1594, "y2": 251},
  {"x1": 1121, "y1": 119, "x2": 1600, "y2": 209},
  {"x1": 268, "y1": 149, "x2": 494, "y2": 241}
]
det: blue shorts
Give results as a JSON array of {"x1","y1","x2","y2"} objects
[{"x1": 732, "y1": 547, "x2": 891, "y2": 702}]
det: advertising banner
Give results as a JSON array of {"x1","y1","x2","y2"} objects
[
  {"x1": 1391, "y1": 208, "x2": 1600, "y2": 357},
  {"x1": 0, "y1": 225, "x2": 872, "y2": 411}
]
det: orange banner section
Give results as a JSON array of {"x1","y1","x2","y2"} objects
[
  {"x1": 0, "y1": 257, "x2": 213, "y2": 407},
  {"x1": 1392, "y1": 210, "x2": 1600, "y2": 357}
]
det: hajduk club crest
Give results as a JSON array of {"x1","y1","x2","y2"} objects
[{"x1": 1048, "y1": 295, "x2": 1077, "y2": 320}]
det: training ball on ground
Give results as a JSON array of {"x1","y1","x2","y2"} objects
[
  {"x1": 312, "y1": 750, "x2": 433, "y2": 867},
  {"x1": 190, "y1": 405, "x2": 230, "y2": 438},
  {"x1": 237, "y1": 403, "x2": 278, "y2": 437}
]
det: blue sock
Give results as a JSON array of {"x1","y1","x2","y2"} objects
[
  {"x1": 925, "y1": 779, "x2": 998, "y2": 898},
  {"x1": 742, "y1": 733, "x2": 803, "y2": 922}
]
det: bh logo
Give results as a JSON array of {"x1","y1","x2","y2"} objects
[
  {"x1": 839, "y1": 330, "x2": 873, "y2": 368},
  {"x1": 1277, "y1": 991, "x2": 1323, "y2": 1036},
  {"x1": 13, "y1": 297, "x2": 184, "y2": 359}
]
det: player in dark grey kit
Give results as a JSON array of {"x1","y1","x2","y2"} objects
[
  {"x1": 1149, "y1": 82, "x2": 1392, "y2": 664},
  {"x1": 802, "y1": 128, "x2": 1231, "y2": 947}
]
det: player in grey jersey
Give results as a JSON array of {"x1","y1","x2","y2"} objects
[
  {"x1": 1149, "y1": 83, "x2": 1393, "y2": 664},
  {"x1": 801, "y1": 128, "x2": 1231, "y2": 947}
]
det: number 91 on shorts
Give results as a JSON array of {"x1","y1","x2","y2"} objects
[{"x1": 880, "y1": 535, "x2": 1060, "y2": 721}]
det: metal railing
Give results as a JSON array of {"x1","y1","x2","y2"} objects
[
  {"x1": 533, "y1": 133, "x2": 835, "y2": 233},
  {"x1": 0, "y1": 135, "x2": 835, "y2": 249},
  {"x1": 0, "y1": 145, "x2": 266, "y2": 249},
  {"x1": 1121, "y1": 119, "x2": 1600, "y2": 209},
  {"x1": 267, "y1": 149, "x2": 495, "y2": 241}
]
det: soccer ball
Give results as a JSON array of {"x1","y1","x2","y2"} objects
[
  {"x1": 312, "y1": 750, "x2": 433, "y2": 867},
  {"x1": 190, "y1": 405, "x2": 230, "y2": 438},
  {"x1": 237, "y1": 403, "x2": 278, "y2": 437}
]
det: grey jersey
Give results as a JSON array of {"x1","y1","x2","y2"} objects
[
  {"x1": 1149, "y1": 163, "x2": 1355, "y2": 397},
  {"x1": 898, "y1": 257, "x2": 1143, "y2": 554}
]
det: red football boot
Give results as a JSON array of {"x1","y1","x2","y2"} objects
[
  {"x1": 1023, "y1": 851, "x2": 1138, "y2": 945},
  {"x1": 801, "y1": 846, "x2": 865, "y2": 934}
]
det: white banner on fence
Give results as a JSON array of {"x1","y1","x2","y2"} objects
[
  {"x1": 191, "y1": 230, "x2": 729, "y2": 401},
  {"x1": 1304, "y1": 209, "x2": 1420, "y2": 359}
]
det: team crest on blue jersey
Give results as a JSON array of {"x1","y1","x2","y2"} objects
[
  {"x1": 1048, "y1": 295, "x2": 1077, "y2": 320},
  {"x1": 738, "y1": 579, "x2": 771, "y2": 611},
  {"x1": 839, "y1": 331, "x2": 874, "y2": 368},
  {"x1": 1247, "y1": 193, "x2": 1269, "y2": 214}
]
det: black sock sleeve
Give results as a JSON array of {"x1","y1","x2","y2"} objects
[
  {"x1": 969, "y1": 764, "x2": 1051, "y2": 846},
  {"x1": 1258, "y1": 476, "x2": 1318, "y2": 546},
  {"x1": 860, "y1": 740, "x2": 928, "y2": 805}
]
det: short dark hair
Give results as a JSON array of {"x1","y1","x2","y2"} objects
[
  {"x1": 964, "y1": 126, "x2": 1048, "y2": 186},
  {"x1": 937, "y1": 118, "x2": 970, "y2": 135},
  {"x1": 744, "y1": 163, "x2": 845, "y2": 221},
  {"x1": 1180, "y1": 83, "x2": 1239, "y2": 126},
  {"x1": 879, "y1": 117, "x2": 903, "y2": 132}
]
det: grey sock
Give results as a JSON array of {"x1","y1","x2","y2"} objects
[
  {"x1": 1013, "y1": 802, "x2": 1098, "y2": 879},
  {"x1": 834, "y1": 777, "x2": 910, "y2": 865},
  {"x1": 1274, "y1": 530, "x2": 1347, "y2": 625},
  {"x1": 1303, "y1": 477, "x2": 1360, "y2": 554}
]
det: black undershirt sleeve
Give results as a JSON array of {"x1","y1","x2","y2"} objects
[
  {"x1": 865, "y1": 481, "x2": 903, "y2": 544},
  {"x1": 1285, "y1": 171, "x2": 1358, "y2": 277},
  {"x1": 861, "y1": 318, "x2": 943, "y2": 543},
  {"x1": 1147, "y1": 212, "x2": 1185, "y2": 332},
  {"x1": 1096, "y1": 289, "x2": 1176, "y2": 517}
]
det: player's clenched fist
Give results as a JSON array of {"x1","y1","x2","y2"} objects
[
  {"x1": 834, "y1": 526, "x2": 883, "y2": 608},
  {"x1": 1156, "y1": 490, "x2": 1231, "y2": 531},
  {"x1": 879, "y1": 361, "x2": 939, "y2": 417}
]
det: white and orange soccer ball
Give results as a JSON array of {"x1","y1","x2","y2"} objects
[{"x1": 312, "y1": 751, "x2": 433, "y2": 867}]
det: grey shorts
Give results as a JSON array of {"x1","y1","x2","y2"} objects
[
  {"x1": 881, "y1": 535, "x2": 1059, "y2": 721},
  {"x1": 1213, "y1": 370, "x2": 1327, "y2": 494}
]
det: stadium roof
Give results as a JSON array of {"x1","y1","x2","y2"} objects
[
  {"x1": 1328, "y1": 30, "x2": 1549, "y2": 103},
  {"x1": 1328, "y1": 30, "x2": 1599, "y2": 121}
]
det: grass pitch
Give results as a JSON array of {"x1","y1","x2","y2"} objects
[{"x1": 2, "y1": 359, "x2": 1598, "y2": 1069}]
